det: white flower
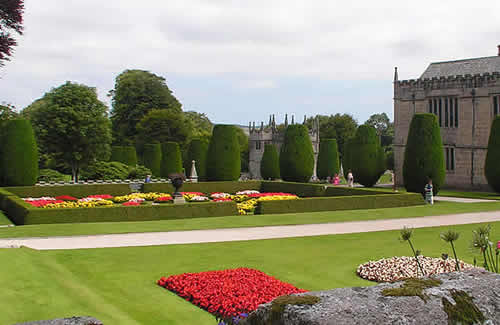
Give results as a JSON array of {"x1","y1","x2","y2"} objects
[
  {"x1": 211, "y1": 192, "x2": 231, "y2": 199},
  {"x1": 190, "y1": 196, "x2": 209, "y2": 201},
  {"x1": 236, "y1": 190, "x2": 260, "y2": 195}
]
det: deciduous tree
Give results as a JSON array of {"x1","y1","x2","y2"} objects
[{"x1": 0, "y1": 0, "x2": 24, "y2": 66}]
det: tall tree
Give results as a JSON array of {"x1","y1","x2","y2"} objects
[
  {"x1": 184, "y1": 111, "x2": 213, "y2": 142},
  {"x1": 280, "y1": 124, "x2": 314, "y2": 182},
  {"x1": 234, "y1": 126, "x2": 249, "y2": 172},
  {"x1": 23, "y1": 81, "x2": 112, "y2": 181},
  {"x1": 0, "y1": 0, "x2": 24, "y2": 66},
  {"x1": 306, "y1": 114, "x2": 358, "y2": 157},
  {"x1": 109, "y1": 69, "x2": 182, "y2": 144},
  {"x1": 364, "y1": 112, "x2": 394, "y2": 147}
]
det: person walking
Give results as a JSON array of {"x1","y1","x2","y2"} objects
[
  {"x1": 424, "y1": 178, "x2": 434, "y2": 204},
  {"x1": 347, "y1": 170, "x2": 354, "y2": 187}
]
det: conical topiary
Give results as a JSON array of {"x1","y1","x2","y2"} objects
[
  {"x1": 206, "y1": 125, "x2": 241, "y2": 181},
  {"x1": 342, "y1": 137, "x2": 354, "y2": 179},
  {"x1": 403, "y1": 113, "x2": 445, "y2": 195},
  {"x1": 317, "y1": 139, "x2": 340, "y2": 180},
  {"x1": 349, "y1": 125, "x2": 386, "y2": 187},
  {"x1": 143, "y1": 143, "x2": 162, "y2": 177},
  {"x1": 185, "y1": 138, "x2": 209, "y2": 181},
  {"x1": 485, "y1": 116, "x2": 500, "y2": 192},
  {"x1": 161, "y1": 142, "x2": 182, "y2": 177},
  {"x1": 260, "y1": 144, "x2": 280, "y2": 180},
  {"x1": 111, "y1": 146, "x2": 137, "y2": 166},
  {"x1": 1, "y1": 119, "x2": 39, "y2": 186},
  {"x1": 279, "y1": 124, "x2": 314, "y2": 182}
]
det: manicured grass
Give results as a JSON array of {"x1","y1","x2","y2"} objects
[
  {"x1": 438, "y1": 190, "x2": 500, "y2": 200},
  {"x1": 0, "y1": 211, "x2": 13, "y2": 226},
  {"x1": 1, "y1": 201, "x2": 500, "y2": 239},
  {"x1": 0, "y1": 221, "x2": 498, "y2": 325}
]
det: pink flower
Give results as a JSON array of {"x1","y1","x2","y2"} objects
[{"x1": 497, "y1": 241, "x2": 500, "y2": 250}]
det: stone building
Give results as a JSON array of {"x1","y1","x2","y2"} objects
[
  {"x1": 394, "y1": 45, "x2": 500, "y2": 189},
  {"x1": 248, "y1": 114, "x2": 320, "y2": 179}
]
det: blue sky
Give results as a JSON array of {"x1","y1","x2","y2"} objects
[{"x1": 1, "y1": 0, "x2": 500, "y2": 125}]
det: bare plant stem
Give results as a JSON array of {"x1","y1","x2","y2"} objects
[
  {"x1": 408, "y1": 239, "x2": 426, "y2": 276},
  {"x1": 450, "y1": 241, "x2": 460, "y2": 272}
]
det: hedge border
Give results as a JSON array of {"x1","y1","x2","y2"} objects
[
  {"x1": 143, "y1": 181, "x2": 262, "y2": 195},
  {"x1": 255, "y1": 193, "x2": 424, "y2": 215},
  {"x1": 4, "y1": 184, "x2": 132, "y2": 198}
]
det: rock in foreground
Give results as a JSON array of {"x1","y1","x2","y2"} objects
[
  {"x1": 243, "y1": 269, "x2": 500, "y2": 325},
  {"x1": 13, "y1": 316, "x2": 102, "y2": 325}
]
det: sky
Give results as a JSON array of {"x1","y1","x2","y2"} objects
[{"x1": 1, "y1": 0, "x2": 500, "y2": 125}]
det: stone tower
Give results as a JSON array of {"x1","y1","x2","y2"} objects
[{"x1": 248, "y1": 114, "x2": 320, "y2": 179}]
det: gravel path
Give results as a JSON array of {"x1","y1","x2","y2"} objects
[
  {"x1": 1, "y1": 210, "x2": 499, "y2": 250},
  {"x1": 434, "y1": 196, "x2": 497, "y2": 203}
]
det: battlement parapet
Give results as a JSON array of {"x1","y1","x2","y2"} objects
[{"x1": 395, "y1": 71, "x2": 500, "y2": 91}]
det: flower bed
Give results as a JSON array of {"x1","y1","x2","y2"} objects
[
  {"x1": 21, "y1": 190, "x2": 298, "y2": 215},
  {"x1": 157, "y1": 268, "x2": 307, "y2": 322},
  {"x1": 357, "y1": 256, "x2": 478, "y2": 282}
]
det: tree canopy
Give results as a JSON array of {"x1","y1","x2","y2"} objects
[
  {"x1": 0, "y1": 0, "x2": 24, "y2": 66},
  {"x1": 306, "y1": 114, "x2": 358, "y2": 156},
  {"x1": 23, "y1": 81, "x2": 112, "y2": 181},
  {"x1": 109, "y1": 69, "x2": 182, "y2": 144},
  {"x1": 184, "y1": 111, "x2": 213, "y2": 142},
  {"x1": 364, "y1": 112, "x2": 394, "y2": 147}
]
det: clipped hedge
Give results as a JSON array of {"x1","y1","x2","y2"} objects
[
  {"x1": 403, "y1": 113, "x2": 445, "y2": 195},
  {"x1": 6, "y1": 200, "x2": 238, "y2": 225},
  {"x1": 143, "y1": 143, "x2": 162, "y2": 177},
  {"x1": 260, "y1": 181, "x2": 390, "y2": 198},
  {"x1": 260, "y1": 144, "x2": 280, "y2": 180},
  {"x1": 143, "y1": 181, "x2": 262, "y2": 195},
  {"x1": 207, "y1": 125, "x2": 241, "y2": 181},
  {"x1": 161, "y1": 142, "x2": 182, "y2": 177},
  {"x1": 185, "y1": 139, "x2": 209, "y2": 181},
  {"x1": 111, "y1": 146, "x2": 138, "y2": 166},
  {"x1": 485, "y1": 116, "x2": 500, "y2": 192},
  {"x1": 0, "y1": 119, "x2": 39, "y2": 186},
  {"x1": 4, "y1": 184, "x2": 132, "y2": 198},
  {"x1": 255, "y1": 193, "x2": 423, "y2": 215},
  {"x1": 342, "y1": 137, "x2": 354, "y2": 179},
  {"x1": 279, "y1": 124, "x2": 314, "y2": 182},
  {"x1": 348, "y1": 125, "x2": 385, "y2": 187},
  {"x1": 317, "y1": 139, "x2": 340, "y2": 180}
]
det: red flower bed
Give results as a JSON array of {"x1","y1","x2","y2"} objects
[
  {"x1": 24, "y1": 199, "x2": 64, "y2": 207},
  {"x1": 247, "y1": 192, "x2": 296, "y2": 198},
  {"x1": 122, "y1": 201, "x2": 141, "y2": 206},
  {"x1": 181, "y1": 192, "x2": 206, "y2": 196},
  {"x1": 157, "y1": 268, "x2": 306, "y2": 320},
  {"x1": 55, "y1": 195, "x2": 78, "y2": 201},
  {"x1": 86, "y1": 194, "x2": 113, "y2": 199},
  {"x1": 213, "y1": 198, "x2": 233, "y2": 202},
  {"x1": 154, "y1": 196, "x2": 173, "y2": 203}
]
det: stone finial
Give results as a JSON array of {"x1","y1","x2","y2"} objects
[
  {"x1": 303, "y1": 115, "x2": 307, "y2": 124},
  {"x1": 285, "y1": 114, "x2": 288, "y2": 127},
  {"x1": 252, "y1": 121, "x2": 256, "y2": 131},
  {"x1": 394, "y1": 67, "x2": 398, "y2": 82},
  {"x1": 248, "y1": 121, "x2": 252, "y2": 133},
  {"x1": 260, "y1": 121, "x2": 264, "y2": 131},
  {"x1": 291, "y1": 115, "x2": 295, "y2": 125},
  {"x1": 497, "y1": 44, "x2": 500, "y2": 56},
  {"x1": 268, "y1": 115, "x2": 272, "y2": 126}
]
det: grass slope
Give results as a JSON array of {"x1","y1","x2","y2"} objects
[
  {"x1": 0, "y1": 211, "x2": 13, "y2": 226},
  {"x1": 1, "y1": 201, "x2": 500, "y2": 239},
  {"x1": 438, "y1": 190, "x2": 500, "y2": 200},
  {"x1": 0, "y1": 222, "x2": 499, "y2": 324}
]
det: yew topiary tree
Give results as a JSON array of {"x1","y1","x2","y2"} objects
[
  {"x1": 206, "y1": 125, "x2": 241, "y2": 181},
  {"x1": 485, "y1": 116, "x2": 500, "y2": 192},
  {"x1": 279, "y1": 124, "x2": 314, "y2": 182},
  {"x1": 342, "y1": 137, "x2": 354, "y2": 179},
  {"x1": 349, "y1": 125, "x2": 386, "y2": 187},
  {"x1": 184, "y1": 138, "x2": 209, "y2": 181},
  {"x1": 143, "y1": 143, "x2": 162, "y2": 177},
  {"x1": 260, "y1": 144, "x2": 280, "y2": 180},
  {"x1": 160, "y1": 142, "x2": 182, "y2": 177},
  {"x1": 0, "y1": 119, "x2": 38, "y2": 186},
  {"x1": 110, "y1": 146, "x2": 137, "y2": 167},
  {"x1": 403, "y1": 113, "x2": 445, "y2": 195},
  {"x1": 317, "y1": 139, "x2": 340, "y2": 179}
]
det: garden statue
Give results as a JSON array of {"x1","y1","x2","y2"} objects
[
  {"x1": 169, "y1": 173, "x2": 186, "y2": 204},
  {"x1": 190, "y1": 160, "x2": 198, "y2": 183}
]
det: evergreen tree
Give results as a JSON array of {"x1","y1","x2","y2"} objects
[
  {"x1": 160, "y1": 142, "x2": 182, "y2": 177},
  {"x1": 185, "y1": 138, "x2": 209, "y2": 181},
  {"x1": 485, "y1": 116, "x2": 500, "y2": 192},
  {"x1": 206, "y1": 125, "x2": 241, "y2": 181},
  {"x1": 0, "y1": 119, "x2": 38, "y2": 186},
  {"x1": 279, "y1": 124, "x2": 314, "y2": 182},
  {"x1": 403, "y1": 113, "x2": 445, "y2": 195},
  {"x1": 349, "y1": 125, "x2": 386, "y2": 187},
  {"x1": 111, "y1": 146, "x2": 137, "y2": 166},
  {"x1": 260, "y1": 144, "x2": 280, "y2": 180},
  {"x1": 317, "y1": 139, "x2": 340, "y2": 179},
  {"x1": 143, "y1": 143, "x2": 162, "y2": 177}
]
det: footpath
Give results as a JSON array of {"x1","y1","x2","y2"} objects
[{"x1": 0, "y1": 197, "x2": 499, "y2": 250}]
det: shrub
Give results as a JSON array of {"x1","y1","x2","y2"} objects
[
  {"x1": 37, "y1": 169, "x2": 68, "y2": 182},
  {"x1": 143, "y1": 143, "x2": 162, "y2": 177},
  {"x1": 485, "y1": 117, "x2": 500, "y2": 192},
  {"x1": 348, "y1": 125, "x2": 385, "y2": 187},
  {"x1": 403, "y1": 113, "x2": 445, "y2": 195},
  {"x1": 128, "y1": 165, "x2": 152, "y2": 180},
  {"x1": 260, "y1": 144, "x2": 280, "y2": 180},
  {"x1": 160, "y1": 142, "x2": 182, "y2": 177},
  {"x1": 279, "y1": 124, "x2": 314, "y2": 182},
  {"x1": 111, "y1": 146, "x2": 137, "y2": 166},
  {"x1": 317, "y1": 139, "x2": 340, "y2": 179},
  {"x1": 206, "y1": 125, "x2": 241, "y2": 181},
  {"x1": 0, "y1": 119, "x2": 39, "y2": 186},
  {"x1": 185, "y1": 138, "x2": 209, "y2": 181},
  {"x1": 342, "y1": 137, "x2": 354, "y2": 179},
  {"x1": 80, "y1": 161, "x2": 130, "y2": 180}
]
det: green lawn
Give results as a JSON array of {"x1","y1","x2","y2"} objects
[
  {"x1": 0, "y1": 211, "x2": 13, "y2": 226},
  {"x1": 1, "y1": 221, "x2": 498, "y2": 325},
  {"x1": 1, "y1": 201, "x2": 500, "y2": 239},
  {"x1": 438, "y1": 190, "x2": 500, "y2": 200}
]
